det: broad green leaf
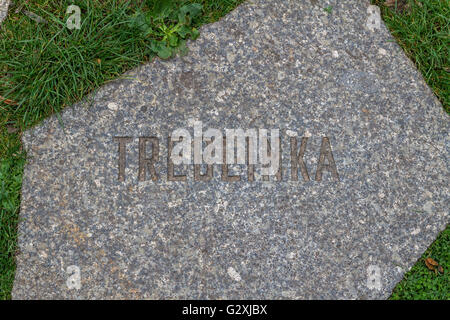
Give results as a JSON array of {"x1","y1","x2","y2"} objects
[
  {"x1": 157, "y1": 45, "x2": 172, "y2": 59},
  {"x1": 178, "y1": 3, "x2": 203, "y2": 25},
  {"x1": 150, "y1": 40, "x2": 172, "y2": 59},
  {"x1": 190, "y1": 28, "x2": 200, "y2": 40},
  {"x1": 147, "y1": 0, "x2": 175, "y2": 20},
  {"x1": 176, "y1": 24, "x2": 192, "y2": 38},
  {"x1": 129, "y1": 11, "x2": 150, "y2": 33},
  {"x1": 176, "y1": 39, "x2": 188, "y2": 56},
  {"x1": 168, "y1": 33, "x2": 178, "y2": 47}
]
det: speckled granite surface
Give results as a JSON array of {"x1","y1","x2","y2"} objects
[
  {"x1": 0, "y1": 0, "x2": 9, "y2": 24},
  {"x1": 13, "y1": 0, "x2": 448, "y2": 299}
]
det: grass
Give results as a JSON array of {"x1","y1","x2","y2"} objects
[
  {"x1": 373, "y1": 0, "x2": 449, "y2": 113},
  {"x1": 0, "y1": 0, "x2": 448, "y2": 299},
  {"x1": 0, "y1": 0, "x2": 245, "y2": 138},
  {"x1": 0, "y1": 136, "x2": 24, "y2": 299}
]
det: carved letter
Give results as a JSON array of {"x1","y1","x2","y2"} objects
[
  {"x1": 262, "y1": 136, "x2": 282, "y2": 182},
  {"x1": 315, "y1": 137, "x2": 339, "y2": 181},
  {"x1": 290, "y1": 137, "x2": 310, "y2": 181},
  {"x1": 138, "y1": 137, "x2": 159, "y2": 181},
  {"x1": 194, "y1": 140, "x2": 213, "y2": 181},
  {"x1": 114, "y1": 137, "x2": 132, "y2": 182},
  {"x1": 221, "y1": 137, "x2": 240, "y2": 182},
  {"x1": 168, "y1": 136, "x2": 187, "y2": 181}
]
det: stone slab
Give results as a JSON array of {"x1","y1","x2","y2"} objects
[
  {"x1": 13, "y1": 0, "x2": 449, "y2": 299},
  {"x1": 0, "y1": 0, "x2": 9, "y2": 24}
]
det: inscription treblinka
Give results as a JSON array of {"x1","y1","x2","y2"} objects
[{"x1": 114, "y1": 132, "x2": 339, "y2": 183}]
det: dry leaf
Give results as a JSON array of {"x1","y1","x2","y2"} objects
[
  {"x1": 0, "y1": 95, "x2": 18, "y2": 105},
  {"x1": 385, "y1": 0, "x2": 409, "y2": 12},
  {"x1": 7, "y1": 125, "x2": 18, "y2": 134},
  {"x1": 425, "y1": 257, "x2": 439, "y2": 270},
  {"x1": 438, "y1": 265, "x2": 444, "y2": 273},
  {"x1": 426, "y1": 258, "x2": 439, "y2": 266},
  {"x1": 385, "y1": 0, "x2": 397, "y2": 7}
]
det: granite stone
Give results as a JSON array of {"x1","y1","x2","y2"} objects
[
  {"x1": 0, "y1": 0, "x2": 9, "y2": 24},
  {"x1": 13, "y1": 0, "x2": 449, "y2": 299}
]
